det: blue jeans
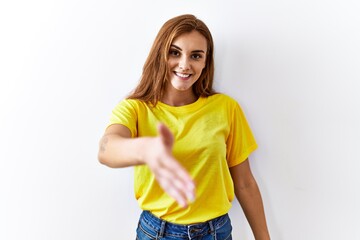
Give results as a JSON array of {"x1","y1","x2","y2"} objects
[{"x1": 136, "y1": 211, "x2": 232, "y2": 240}]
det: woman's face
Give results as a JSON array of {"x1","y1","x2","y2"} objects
[{"x1": 166, "y1": 31, "x2": 207, "y2": 94}]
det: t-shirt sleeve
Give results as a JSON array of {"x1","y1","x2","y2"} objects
[
  {"x1": 226, "y1": 101, "x2": 258, "y2": 167},
  {"x1": 107, "y1": 99, "x2": 138, "y2": 138}
]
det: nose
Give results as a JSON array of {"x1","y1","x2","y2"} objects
[{"x1": 178, "y1": 56, "x2": 190, "y2": 71}]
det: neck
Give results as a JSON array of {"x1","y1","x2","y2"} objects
[{"x1": 161, "y1": 89, "x2": 197, "y2": 107}]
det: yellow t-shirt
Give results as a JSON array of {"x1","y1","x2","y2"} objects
[{"x1": 108, "y1": 93, "x2": 257, "y2": 224}]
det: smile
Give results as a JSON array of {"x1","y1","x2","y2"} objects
[{"x1": 174, "y1": 72, "x2": 192, "y2": 78}]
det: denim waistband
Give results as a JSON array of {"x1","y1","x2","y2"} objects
[{"x1": 139, "y1": 210, "x2": 229, "y2": 239}]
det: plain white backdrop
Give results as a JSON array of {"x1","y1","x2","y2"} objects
[{"x1": 1, "y1": 0, "x2": 359, "y2": 239}]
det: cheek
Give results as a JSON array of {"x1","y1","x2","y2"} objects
[
  {"x1": 167, "y1": 59, "x2": 176, "y2": 69},
  {"x1": 196, "y1": 63, "x2": 206, "y2": 74}
]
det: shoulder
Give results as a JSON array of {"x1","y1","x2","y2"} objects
[
  {"x1": 111, "y1": 99, "x2": 152, "y2": 117},
  {"x1": 115, "y1": 98, "x2": 149, "y2": 109},
  {"x1": 207, "y1": 93, "x2": 239, "y2": 107}
]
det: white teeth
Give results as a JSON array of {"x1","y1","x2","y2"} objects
[{"x1": 175, "y1": 72, "x2": 190, "y2": 78}]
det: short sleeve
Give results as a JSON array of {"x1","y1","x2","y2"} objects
[
  {"x1": 107, "y1": 99, "x2": 138, "y2": 138},
  {"x1": 226, "y1": 101, "x2": 258, "y2": 167}
]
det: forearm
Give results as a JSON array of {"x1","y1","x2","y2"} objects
[
  {"x1": 98, "y1": 124, "x2": 195, "y2": 207},
  {"x1": 98, "y1": 134, "x2": 152, "y2": 168},
  {"x1": 235, "y1": 180, "x2": 270, "y2": 240}
]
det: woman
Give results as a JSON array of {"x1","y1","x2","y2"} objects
[{"x1": 98, "y1": 14, "x2": 270, "y2": 239}]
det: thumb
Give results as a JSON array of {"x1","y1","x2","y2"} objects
[{"x1": 157, "y1": 123, "x2": 174, "y2": 148}]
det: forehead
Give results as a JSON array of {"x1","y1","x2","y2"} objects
[{"x1": 171, "y1": 31, "x2": 207, "y2": 51}]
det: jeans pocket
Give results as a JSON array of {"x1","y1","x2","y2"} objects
[
  {"x1": 136, "y1": 221, "x2": 157, "y2": 240},
  {"x1": 215, "y1": 215, "x2": 232, "y2": 240}
]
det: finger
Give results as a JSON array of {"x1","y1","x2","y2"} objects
[
  {"x1": 157, "y1": 174, "x2": 188, "y2": 208},
  {"x1": 157, "y1": 166, "x2": 192, "y2": 196},
  {"x1": 157, "y1": 123, "x2": 174, "y2": 147},
  {"x1": 168, "y1": 187, "x2": 187, "y2": 208},
  {"x1": 158, "y1": 161, "x2": 195, "y2": 203},
  {"x1": 161, "y1": 156, "x2": 195, "y2": 192}
]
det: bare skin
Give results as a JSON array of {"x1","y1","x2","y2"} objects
[
  {"x1": 99, "y1": 31, "x2": 207, "y2": 207},
  {"x1": 230, "y1": 160, "x2": 271, "y2": 240},
  {"x1": 98, "y1": 123, "x2": 195, "y2": 207},
  {"x1": 98, "y1": 30, "x2": 270, "y2": 237}
]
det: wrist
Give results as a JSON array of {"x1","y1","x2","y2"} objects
[{"x1": 137, "y1": 137, "x2": 157, "y2": 165}]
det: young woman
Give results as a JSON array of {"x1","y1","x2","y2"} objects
[{"x1": 98, "y1": 14, "x2": 270, "y2": 240}]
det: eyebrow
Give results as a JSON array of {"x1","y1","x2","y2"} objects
[{"x1": 170, "y1": 44, "x2": 206, "y2": 54}]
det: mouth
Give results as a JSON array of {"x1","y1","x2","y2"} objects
[{"x1": 174, "y1": 72, "x2": 192, "y2": 80}]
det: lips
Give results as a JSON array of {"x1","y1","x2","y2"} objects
[{"x1": 174, "y1": 72, "x2": 192, "y2": 79}]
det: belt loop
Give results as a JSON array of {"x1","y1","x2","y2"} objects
[
  {"x1": 158, "y1": 220, "x2": 166, "y2": 238},
  {"x1": 209, "y1": 220, "x2": 216, "y2": 239}
]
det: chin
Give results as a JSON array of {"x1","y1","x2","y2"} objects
[
  {"x1": 169, "y1": 82, "x2": 190, "y2": 91},
  {"x1": 173, "y1": 87, "x2": 189, "y2": 92}
]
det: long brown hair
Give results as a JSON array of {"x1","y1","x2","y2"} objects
[{"x1": 127, "y1": 14, "x2": 215, "y2": 105}]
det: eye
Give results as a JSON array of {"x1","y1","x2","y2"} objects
[
  {"x1": 169, "y1": 49, "x2": 180, "y2": 57},
  {"x1": 191, "y1": 54, "x2": 203, "y2": 60}
]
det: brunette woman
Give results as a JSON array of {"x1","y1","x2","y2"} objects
[{"x1": 99, "y1": 14, "x2": 270, "y2": 240}]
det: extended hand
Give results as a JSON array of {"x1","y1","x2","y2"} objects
[{"x1": 145, "y1": 123, "x2": 195, "y2": 208}]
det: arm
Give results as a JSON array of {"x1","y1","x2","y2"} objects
[
  {"x1": 98, "y1": 123, "x2": 195, "y2": 207},
  {"x1": 98, "y1": 124, "x2": 152, "y2": 168},
  {"x1": 230, "y1": 159, "x2": 270, "y2": 240}
]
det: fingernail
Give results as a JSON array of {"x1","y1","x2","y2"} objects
[
  {"x1": 186, "y1": 191, "x2": 195, "y2": 203},
  {"x1": 179, "y1": 200, "x2": 187, "y2": 208}
]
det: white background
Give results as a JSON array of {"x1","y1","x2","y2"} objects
[{"x1": 1, "y1": 0, "x2": 359, "y2": 239}]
